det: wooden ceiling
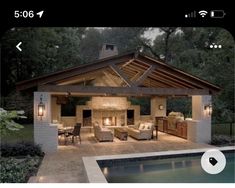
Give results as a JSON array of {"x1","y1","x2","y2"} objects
[{"x1": 16, "y1": 51, "x2": 221, "y2": 96}]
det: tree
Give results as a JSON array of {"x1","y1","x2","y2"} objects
[
  {"x1": 78, "y1": 28, "x2": 103, "y2": 62},
  {"x1": 159, "y1": 27, "x2": 177, "y2": 61},
  {"x1": 1, "y1": 27, "x2": 85, "y2": 96}
]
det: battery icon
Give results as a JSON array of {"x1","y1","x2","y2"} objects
[{"x1": 210, "y1": 10, "x2": 226, "y2": 18}]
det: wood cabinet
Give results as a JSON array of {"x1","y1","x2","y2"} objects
[
  {"x1": 155, "y1": 117, "x2": 168, "y2": 132},
  {"x1": 176, "y1": 121, "x2": 187, "y2": 139},
  {"x1": 155, "y1": 117, "x2": 187, "y2": 139}
]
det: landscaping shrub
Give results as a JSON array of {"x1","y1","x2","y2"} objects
[
  {"x1": 0, "y1": 156, "x2": 41, "y2": 183},
  {"x1": 0, "y1": 142, "x2": 44, "y2": 157},
  {"x1": 0, "y1": 142, "x2": 44, "y2": 183},
  {"x1": 211, "y1": 135, "x2": 235, "y2": 146}
]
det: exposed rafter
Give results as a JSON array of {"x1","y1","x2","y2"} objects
[
  {"x1": 134, "y1": 65, "x2": 157, "y2": 86},
  {"x1": 16, "y1": 54, "x2": 133, "y2": 90},
  {"x1": 120, "y1": 59, "x2": 134, "y2": 69},
  {"x1": 110, "y1": 64, "x2": 134, "y2": 87},
  {"x1": 16, "y1": 51, "x2": 221, "y2": 94}
]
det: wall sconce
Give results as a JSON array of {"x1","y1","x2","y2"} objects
[
  {"x1": 204, "y1": 104, "x2": 212, "y2": 116},
  {"x1": 38, "y1": 95, "x2": 45, "y2": 120},
  {"x1": 159, "y1": 104, "x2": 164, "y2": 110}
]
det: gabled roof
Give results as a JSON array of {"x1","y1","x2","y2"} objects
[{"x1": 16, "y1": 51, "x2": 221, "y2": 95}]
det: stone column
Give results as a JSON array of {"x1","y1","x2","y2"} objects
[
  {"x1": 189, "y1": 95, "x2": 212, "y2": 143},
  {"x1": 151, "y1": 96, "x2": 167, "y2": 119},
  {"x1": 34, "y1": 92, "x2": 57, "y2": 152}
]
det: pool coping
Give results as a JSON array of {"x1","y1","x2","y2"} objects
[{"x1": 82, "y1": 146, "x2": 235, "y2": 183}]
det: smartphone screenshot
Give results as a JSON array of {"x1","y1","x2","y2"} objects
[{"x1": 0, "y1": 5, "x2": 234, "y2": 186}]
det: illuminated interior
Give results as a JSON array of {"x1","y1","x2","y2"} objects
[{"x1": 102, "y1": 117, "x2": 117, "y2": 126}]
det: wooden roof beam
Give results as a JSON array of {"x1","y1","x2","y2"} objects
[
  {"x1": 110, "y1": 64, "x2": 134, "y2": 87},
  {"x1": 155, "y1": 69, "x2": 204, "y2": 89},
  {"x1": 135, "y1": 65, "x2": 157, "y2": 86},
  {"x1": 130, "y1": 71, "x2": 143, "y2": 81},
  {"x1": 124, "y1": 65, "x2": 146, "y2": 73},
  {"x1": 38, "y1": 85, "x2": 210, "y2": 96},
  {"x1": 17, "y1": 55, "x2": 133, "y2": 90},
  {"x1": 120, "y1": 59, "x2": 135, "y2": 69},
  {"x1": 151, "y1": 71, "x2": 195, "y2": 88},
  {"x1": 149, "y1": 73, "x2": 191, "y2": 88},
  {"x1": 125, "y1": 62, "x2": 149, "y2": 71},
  {"x1": 137, "y1": 55, "x2": 220, "y2": 91},
  {"x1": 143, "y1": 80, "x2": 167, "y2": 88},
  {"x1": 147, "y1": 77, "x2": 176, "y2": 88}
]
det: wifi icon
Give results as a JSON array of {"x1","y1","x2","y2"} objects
[{"x1": 199, "y1": 10, "x2": 208, "y2": 17}]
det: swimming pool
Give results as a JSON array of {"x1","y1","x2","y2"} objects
[{"x1": 97, "y1": 149, "x2": 235, "y2": 183}]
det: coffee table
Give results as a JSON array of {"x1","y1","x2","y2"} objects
[{"x1": 114, "y1": 127, "x2": 128, "y2": 140}]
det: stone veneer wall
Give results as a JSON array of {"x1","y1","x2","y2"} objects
[
  {"x1": 52, "y1": 96, "x2": 137, "y2": 126},
  {"x1": 151, "y1": 96, "x2": 166, "y2": 119},
  {"x1": 60, "y1": 117, "x2": 76, "y2": 127},
  {"x1": 140, "y1": 115, "x2": 153, "y2": 122},
  {"x1": 92, "y1": 110, "x2": 125, "y2": 126},
  {"x1": 91, "y1": 97, "x2": 128, "y2": 110},
  {"x1": 75, "y1": 97, "x2": 141, "y2": 126},
  {"x1": 51, "y1": 96, "x2": 61, "y2": 122}
]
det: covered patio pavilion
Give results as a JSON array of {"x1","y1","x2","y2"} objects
[{"x1": 17, "y1": 45, "x2": 220, "y2": 152}]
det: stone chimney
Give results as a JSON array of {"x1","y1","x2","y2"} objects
[{"x1": 99, "y1": 43, "x2": 118, "y2": 59}]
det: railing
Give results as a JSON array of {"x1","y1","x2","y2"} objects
[{"x1": 212, "y1": 122, "x2": 235, "y2": 137}]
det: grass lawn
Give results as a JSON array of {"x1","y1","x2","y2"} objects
[{"x1": 1, "y1": 124, "x2": 33, "y2": 144}]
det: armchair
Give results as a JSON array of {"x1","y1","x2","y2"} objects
[{"x1": 93, "y1": 123, "x2": 113, "y2": 142}]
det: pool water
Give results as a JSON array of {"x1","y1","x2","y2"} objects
[{"x1": 98, "y1": 151, "x2": 235, "y2": 183}]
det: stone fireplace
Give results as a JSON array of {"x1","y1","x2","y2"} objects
[
  {"x1": 75, "y1": 96, "x2": 141, "y2": 127},
  {"x1": 93, "y1": 110, "x2": 125, "y2": 127},
  {"x1": 102, "y1": 117, "x2": 117, "y2": 126}
]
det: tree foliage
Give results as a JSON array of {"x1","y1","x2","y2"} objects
[
  {"x1": 152, "y1": 27, "x2": 234, "y2": 122},
  {"x1": 0, "y1": 108, "x2": 26, "y2": 135}
]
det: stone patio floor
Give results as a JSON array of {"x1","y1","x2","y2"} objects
[{"x1": 29, "y1": 132, "x2": 216, "y2": 183}]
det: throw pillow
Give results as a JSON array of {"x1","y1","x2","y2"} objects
[
  {"x1": 139, "y1": 123, "x2": 145, "y2": 130},
  {"x1": 94, "y1": 121, "x2": 99, "y2": 126},
  {"x1": 143, "y1": 125, "x2": 150, "y2": 130},
  {"x1": 145, "y1": 122, "x2": 153, "y2": 129}
]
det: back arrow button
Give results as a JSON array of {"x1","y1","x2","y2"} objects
[{"x1": 16, "y1": 42, "x2": 22, "y2": 51}]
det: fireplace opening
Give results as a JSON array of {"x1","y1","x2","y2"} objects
[
  {"x1": 127, "y1": 110, "x2": 134, "y2": 125},
  {"x1": 83, "y1": 110, "x2": 92, "y2": 126},
  {"x1": 102, "y1": 117, "x2": 117, "y2": 126}
]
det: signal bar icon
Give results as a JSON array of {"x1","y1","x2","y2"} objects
[{"x1": 185, "y1": 11, "x2": 196, "y2": 18}]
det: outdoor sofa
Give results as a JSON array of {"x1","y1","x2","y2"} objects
[{"x1": 127, "y1": 122, "x2": 154, "y2": 140}]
